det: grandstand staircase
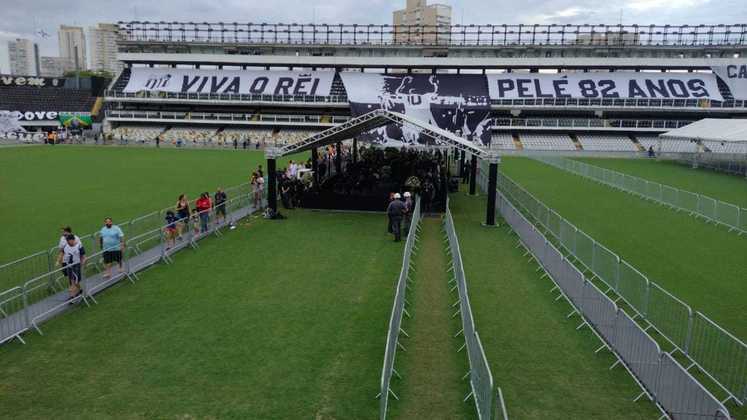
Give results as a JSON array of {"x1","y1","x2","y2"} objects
[
  {"x1": 629, "y1": 134, "x2": 646, "y2": 151},
  {"x1": 91, "y1": 97, "x2": 105, "y2": 118},
  {"x1": 511, "y1": 134, "x2": 524, "y2": 150},
  {"x1": 570, "y1": 134, "x2": 584, "y2": 151}
]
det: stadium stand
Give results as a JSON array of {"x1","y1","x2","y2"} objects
[
  {"x1": 518, "y1": 133, "x2": 576, "y2": 151},
  {"x1": 159, "y1": 127, "x2": 217, "y2": 145},
  {"x1": 109, "y1": 125, "x2": 164, "y2": 143},
  {"x1": 637, "y1": 135, "x2": 699, "y2": 153},
  {"x1": 107, "y1": 125, "x2": 322, "y2": 147},
  {"x1": 576, "y1": 134, "x2": 638, "y2": 152},
  {"x1": 0, "y1": 86, "x2": 97, "y2": 112},
  {"x1": 701, "y1": 140, "x2": 747, "y2": 154},
  {"x1": 490, "y1": 132, "x2": 516, "y2": 150}
]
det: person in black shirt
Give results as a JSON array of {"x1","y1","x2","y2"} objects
[{"x1": 214, "y1": 188, "x2": 227, "y2": 226}]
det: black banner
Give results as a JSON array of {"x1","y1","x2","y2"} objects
[{"x1": 340, "y1": 73, "x2": 492, "y2": 146}]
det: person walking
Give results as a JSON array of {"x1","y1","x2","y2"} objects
[
  {"x1": 99, "y1": 217, "x2": 125, "y2": 279},
  {"x1": 252, "y1": 172, "x2": 265, "y2": 210},
  {"x1": 195, "y1": 192, "x2": 212, "y2": 234},
  {"x1": 58, "y1": 226, "x2": 80, "y2": 256},
  {"x1": 58, "y1": 234, "x2": 86, "y2": 302},
  {"x1": 175, "y1": 194, "x2": 190, "y2": 239},
  {"x1": 250, "y1": 172, "x2": 260, "y2": 210},
  {"x1": 164, "y1": 210, "x2": 178, "y2": 250},
  {"x1": 387, "y1": 193, "x2": 406, "y2": 242},
  {"x1": 214, "y1": 187, "x2": 227, "y2": 226}
]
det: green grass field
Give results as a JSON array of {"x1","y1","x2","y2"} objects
[
  {"x1": 390, "y1": 218, "x2": 474, "y2": 419},
  {"x1": 2, "y1": 146, "x2": 743, "y2": 418},
  {"x1": 451, "y1": 191, "x2": 658, "y2": 419},
  {"x1": 501, "y1": 157, "x2": 747, "y2": 343},
  {"x1": 0, "y1": 146, "x2": 303, "y2": 264},
  {"x1": 575, "y1": 158, "x2": 747, "y2": 208},
  {"x1": 0, "y1": 209, "x2": 402, "y2": 419}
]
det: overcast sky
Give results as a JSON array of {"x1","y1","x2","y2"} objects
[{"x1": 1, "y1": 0, "x2": 746, "y2": 72}]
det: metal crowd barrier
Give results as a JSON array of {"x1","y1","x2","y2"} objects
[
  {"x1": 668, "y1": 153, "x2": 747, "y2": 179},
  {"x1": 477, "y1": 164, "x2": 747, "y2": 407},
  {"x1": 534, "y1": 156, "x2": 747, "y2": 236},
  {"x1": 377, "y1": 198, "x2": 422, "y2": 420},
  {"x1": 0, "y1": 182, "x2": 260, "y2": 346},
  {"x1": 443, "y1": 201, "x2": 507, "y2": 420},
  {"x1": 492, "y1": 180, "x2": 732, "y2": 419}
]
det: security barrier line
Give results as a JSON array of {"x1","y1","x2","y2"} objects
[
  {"x1": 476, "y1": 163, "x2": 747, "y2": 407},
  {"x1": 0, "y1": 194, "x2": 262, "y2": 346},
  {"x1": 444, "y1": 199, "x2": 508, "y2": 420},
  {"x1": 534, "y1": 156, "x2": 747, "y2": 236},
  {"x1": 480, "y1": 172, "x2": 732, "y2": 419},
  {"x1": 377, "y1": 198, "x2": 422, "y2": 420}
]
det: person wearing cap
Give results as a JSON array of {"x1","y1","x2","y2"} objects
[
  {"x1": 403, "y1": 192, "x2": 414, "y2": 233},
  {"x1": 387, "y1": 193, "x2": 406, "y2": 242}
]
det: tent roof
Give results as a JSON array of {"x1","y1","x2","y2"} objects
[
  {"x1": 268, "y1": 109, "x2": 492, "y2": 160},
  {"x1": 661, "y1": 119, "x2": 747, "y2": 143}
]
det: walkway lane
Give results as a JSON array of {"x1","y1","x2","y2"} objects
[
  {"x1": 392, "y1": 218, "x2": 474, "y2": 420},
  {"x1": 450, "y1": 192, "x2": 658, "y2": 419}
]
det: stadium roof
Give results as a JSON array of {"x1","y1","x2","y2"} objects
[
  {"x1": 117, "y1": 53, "x2": 745, "y2": 70},
  {"x1": 661, "y1": 119, "x2": 747, "y2": 143},
  {"x1": 271, "y1": 109, "x2": 490, "y2": 159}
]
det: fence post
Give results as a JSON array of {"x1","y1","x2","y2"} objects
[
  {"x1": 46, "y1": 250, "x2": 55, "y2": 292},
  {"x1": 714, "y1": 200, "x2": 719, "y2": 224},
  {"x1": 614, "y1": 256, "x2": 621, "y2": 292},
  {"x1": 22, "y1": 284, "x2": 30, "y2": 330},
  {"x1": 642, "y1": 278, "x2": 651, "y2": 318},
  {"x1": 683, "y1": 310, "x2": 694, "y2": 356}
]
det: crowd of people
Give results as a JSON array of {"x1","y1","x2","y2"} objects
[
  {"x1": 317, "y1": 146, "x2": 447, "y2": 211},
  {"x1": 54, "y1": 184, "x2": 242, "y2": 303}
]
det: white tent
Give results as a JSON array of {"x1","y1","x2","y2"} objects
[{"x1": 660, "y1": 119, "x2": 747, "y2": 143}]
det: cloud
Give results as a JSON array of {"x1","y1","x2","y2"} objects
[
  {"x1": 0, "y1": 0, "x2": 744, "y2": 60},
  {"x1": 628, "y1": 0, "x2": 706, "y2": 11}
]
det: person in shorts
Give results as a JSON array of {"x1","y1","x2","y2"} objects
[
  {"x1": 214, "y1": 187, "x2": 227, "y2": 226},
  {"x1": 58, "y1": 234, "x2": 85, "y2": 301},
  {"x1": 195, "y1": 192, "x2": 212, "y2": 234},
  {"x1": 175, "y1": 194, "x2": 190, "y2": 239},
  {"x1": 164, "y1": 210, "x2": 178, "y2": 249},
  {"x1": 99, "y1": 217, "x2": 124, "y2": 279}
]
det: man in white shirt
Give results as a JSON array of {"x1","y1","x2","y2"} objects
[
  {"x1": 58, "y1": 226, "x2": 81, "y2": 257},
  {"x1": 289, "y1": 160, "x2": 298, "y2": 179},
  {"x1": 58, "y1": 234, "x2": 86, "y2": 301}
]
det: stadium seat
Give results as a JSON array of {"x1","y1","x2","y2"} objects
[
  {"x1": 576, "y1": 134, "x2": 637, "y2": 152},
  {"x1": 637, "y1": 136, "x2": 699, "y2": 153},
  {"x1": 518, "y1": 133, "x2": 576, "y2": 151},
  {"x1": 490, "y1": 132, "x2": 516, "y2": 150}
]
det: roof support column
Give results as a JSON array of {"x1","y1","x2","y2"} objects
[
  {"x1": 469, "y1": 154, "x2": 477, "y2": 196},
  {"x1": 335, "y1": 142, "x2": 342, "y2": 175},
  {"x1": 484, "y1": 153, "x2": 501, "y2": 227},
  {"x1": 311, "y1": 147, "x2": 319, "y2": 186},
  {"x1": 459, "y1": 150, "x2": 465, "y2": 178},
  {"x1": 266, "y1": 149, "x2": 279, "y2": 218}
]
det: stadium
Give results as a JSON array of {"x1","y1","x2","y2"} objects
[{"x1": 1, "y1": 14, "x2": 747, "y2": 420}]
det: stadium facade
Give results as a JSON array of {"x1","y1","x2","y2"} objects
[{"x1": 102, "y1": 22, "x2": 747, "y2": 155}]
